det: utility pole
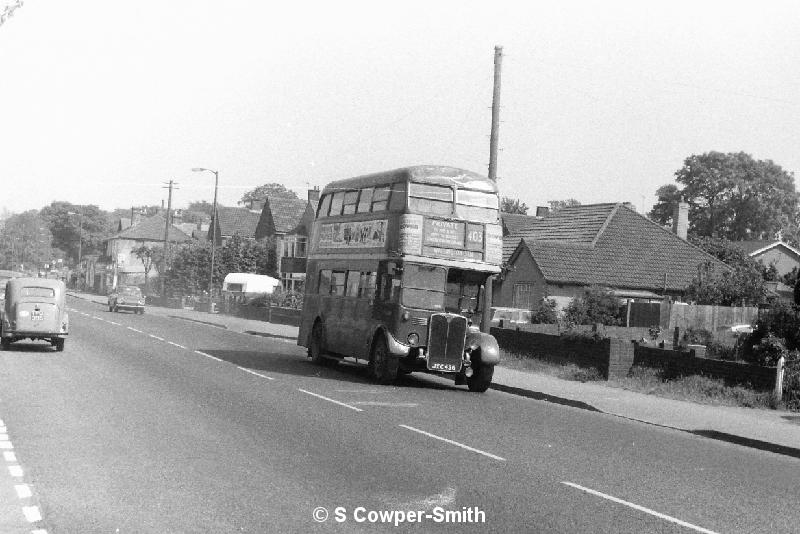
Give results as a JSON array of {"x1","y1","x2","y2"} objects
[
  {"x1": 161, "y1": 180, "x2": 177, "y2": 297},
  {"x1": 488, "y1": 45, "x2": 503, "y2": 182},
  {"x1": 483, "y1": 46, "x2": 503, "y2": 334}
]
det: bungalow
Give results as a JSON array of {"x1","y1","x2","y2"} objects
[
  {"x1": 207, "y1": 206, "x2": 261, "y2": 245},
  {"x1": 737, "y1": 239, "x2": 800, "y2": 279},
  {"x1": 496, "y1": 202, "x2": 727, "y2": 311}
]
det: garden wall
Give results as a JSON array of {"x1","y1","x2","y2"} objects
[{"x1": 492, "y1": 326, "x2": 778, "y2": 390}]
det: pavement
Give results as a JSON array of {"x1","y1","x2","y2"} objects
[{"x1": 69, "y1": 291, "x2": 800, "y2": 459}]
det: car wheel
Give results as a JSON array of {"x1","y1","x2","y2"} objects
[
  {"x1": 53, "y1": 338, "x2": 65, "y2": 352},
  {"x1": 369, "y1": 335, "x2": 398, "y2": 384},
  {"x1": 466, "y1": 364, "x2": 494, "y2": 393},
  {"x1": 1, "y1": 338, "x2": 10, "y2": 350}
]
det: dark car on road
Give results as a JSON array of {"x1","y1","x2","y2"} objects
[{"x1": 108, "y1": 286, "x2": 145, "y2": 314}]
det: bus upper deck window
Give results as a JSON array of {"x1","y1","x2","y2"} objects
[
  {"x1": 330, "y1": 192, "x2": 345, "y2": 216},
  {"x1": 372, "y1": 186, "x2": 390, "y2": 212},
  {"x1": 343, "y1": 191, "x2": 359, "y2": 215},
  {"x1": 357, "y1": 188, "x2": 374, "y2": 213},
  {"x1": 318, "y1": 194, "x2": 332, "y2": 218}
]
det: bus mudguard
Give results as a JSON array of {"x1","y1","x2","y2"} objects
[
  {"x1": 465, "y1": 331, "x2": 500, "y2": 366},
  {"x1": 372, "y1": 327, "x2": 409, "y2": 358}
]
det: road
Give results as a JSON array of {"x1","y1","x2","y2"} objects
[{"x1": 0, "y1": 295, "x2": 797, "y2": 533}]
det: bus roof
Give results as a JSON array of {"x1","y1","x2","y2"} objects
[{"x1": 320, "y1": 166, "x2": 499, "y2": 195}]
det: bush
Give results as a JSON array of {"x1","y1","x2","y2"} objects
[
  {"x1": 563, "y1": 286, "x2": 622, "y2": 326},
  {"x1": 531, "y1": 298, "x2": 558, "y2": 324},
  {"x1": 560, "y1": 328, "x2": 605, "y2": 344},
  {"x1": 741, "y1": 303, "x2": 800, "y2": 364},
  {"x1": 784, "y1": 358, "x2": 800, "y2": 410},
  {"x1": 680, "y1": 327, "x2": 714, "y2": 349}
]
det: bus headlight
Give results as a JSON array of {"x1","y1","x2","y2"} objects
[{"x1": 407, "y1": 332, "x2": 419, "y2": 346}]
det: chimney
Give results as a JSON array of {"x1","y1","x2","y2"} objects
[
  {"x1": 308, "y1": 186, "x2": 320, "y2": 203},
  {"x1": 535, "y1": 206, "x2": 549, "y2": 217},
  {"x1": 130, "y1": 207, "x2": 144, "y2": 226},
  {"x1": 673, "y1": 201, "x2": 689, "y2": 240}
]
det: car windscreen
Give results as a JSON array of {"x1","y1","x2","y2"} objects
[{"x1": 120, "y1": 287, "x2": 142, "y2": 296}]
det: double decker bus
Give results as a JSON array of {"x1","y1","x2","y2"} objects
[{"x1": 298, "y1": 166, "x2": 503, "y2": 392}]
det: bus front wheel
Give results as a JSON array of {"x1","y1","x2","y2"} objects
[
  {"x1": 369, "y1": 335, "x2": 398, "y2": 384},
  {"x1": 466, "y1": 364, "x2": 494, "y2": 393}
]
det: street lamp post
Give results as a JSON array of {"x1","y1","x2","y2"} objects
[
  {"x1": 68, "y1": 209, "x2": 84, "y2": 288},
  {"x1": 191, "y1": 167, "x2": 219, "y2": 312}
]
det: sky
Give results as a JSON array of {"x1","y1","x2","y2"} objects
[{"x1": 1, "y1": 0, "x2": 799, "y2": 216}]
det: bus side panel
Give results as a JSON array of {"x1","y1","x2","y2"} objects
[{"x1": 298, "y1": 260, "x2": 319, "y2": 347}]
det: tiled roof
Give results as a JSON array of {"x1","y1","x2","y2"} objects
[
  {"x1": 500, "y1": 212, "x2": 540, "y2": 236},
  {"x1": 214, "y1": 206, "x2": 260, "y2": 238},
  {"x1": 506, "y1": 203, "x2": 727, "y2": 292},
  {"x1": 267, "y1": 196, "x2": 308, "y2": 233},
  {"x1": 111, "y1": 214, "x2": 192, "y2": 242},
  {"x1": 735, "y1": 240, "x2": 775, "y2": 255}
]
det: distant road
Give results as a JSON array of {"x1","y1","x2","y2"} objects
[{"x1": 0, "y1": 296, "x2": 796, "y2": 532}]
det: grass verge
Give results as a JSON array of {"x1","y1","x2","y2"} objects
[{"x1": 499, "y1": 349, "x2": 780, "y2": 410}]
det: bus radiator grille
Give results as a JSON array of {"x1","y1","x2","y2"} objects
[{"x1": 427, "y1": 314, "x2": 466, "y2": 372}]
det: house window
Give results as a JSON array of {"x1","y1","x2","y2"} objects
[
  {"x1": 282, "y1": 236, "x2": 307, "y2": 258},
  {"x1": 513, "y1": 283, "x2": 535, "y2": 309}
]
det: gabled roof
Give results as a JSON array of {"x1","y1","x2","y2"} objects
[
  {"x1": 505, "y1": 203, "x2": 727, "y2": 293},
  {"x1": 737, "y1": 239, "x2": 800, "y2": 258},
  {"x1": 111, "y1": 214, "x2": 192, "y2": 242},
  {"x1": 214, "y1": 206, "x2": 261, "y2": 239},
  {"x1": 500, "y1": 212, "x2": 540, "y2": 236},
  {"x1": 268, "y1": 196, "x2": 308, "y2": 233}
]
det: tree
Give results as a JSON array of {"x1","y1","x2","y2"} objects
[
  {"x1": 656, "y1": 151, "x2": 798, "y2": 240},
  {"x1": 132, "y1": 244, "x2": 162, "y2": 295},
  {"x1": 548, "y1": 198, "x2": 581, "y2": 213},
  {"x1": 648, "y1": 184, "x2": 681, "y2": 226},
  {"x1": 186, "y1": 200, "x2": 215, "y2": 219},
  {"x1": 0, "y1": 210, "x2": 56, "y2": 272},
  {"x1": 500, "y1": 197, "x2": 529, "y2": 215},
  {"x1": 683, "y1": 236, "x2": 767, "y2": 305},
  {"x1": 239, "y1": 183, "x2": 299, "y2": 206},
  {"x1": 40, "y1": 202, "x2": 112, "y2": 263}
]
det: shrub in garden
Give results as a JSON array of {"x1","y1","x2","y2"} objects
[
  {"x1": 531, "y1": 298, "x2": 559, "y2": 324},
  {"x1": 563, "y1": 286, "x2": 622, "y2": 326}
]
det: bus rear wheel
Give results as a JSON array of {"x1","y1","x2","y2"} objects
[
  {"x1": 466, "y1": 364, "x2": 494, "y2": 392},
  {"x1": 369, "y1": 336, "x2": 398, "y2": 384},
  {"x1": 309, "y1": 321, "x2": 333, "y2": 366}
]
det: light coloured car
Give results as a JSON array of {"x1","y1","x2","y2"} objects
[
  {"x1": 108, "y1": 286, "x2": 145, "y2": 314},
  {"x1": 490, "y1": 307, "x2": 532, "y2": 326},
  {"x1": 1, "y1": 277, "x2": 68, "y2": 351}
]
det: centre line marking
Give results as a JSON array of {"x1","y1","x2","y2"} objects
[
  {"x1": 15, "y1": 484, "x2": 31, "y2": 498},
  {"x1": 149, "y1": 334, "x2": 164, "y2": 341},
  {"x1": 127, "y1": 327, "x2": 143, "y2": 333},
  {"x1": 399, "y1": 425, "x2": 506, "y2": 461},
  {"x1": 561, "y1": 482, "x2": 719, "y2": 534},
  {"x1": 8, "y1": 465, "x2": 23, "y2": 477},
  {"x1": 22, "y1": 505, "x2": 42, "y2": 522},
  {"x1": 167, "y1": 341, "x2": 186, "y2": 349},
  {"x1": 353, "y1": 402, "x2": 418, "y2": 407},
  {"x1": 237, "y1": 367, "x2": 275, "y2": 380},
  {"x1": 194, "y1": 350, "x2": 222, "y2": 362},
  {"x1": 108, "y1": 321, "x2": 121, "y2": 326},
  {"x1": 298, "y1": 389, "x2": 363, "y2": 412}
]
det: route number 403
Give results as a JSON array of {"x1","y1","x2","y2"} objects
[{"x1": 430, "y1": 363, "x2": 457, "y2": 371}]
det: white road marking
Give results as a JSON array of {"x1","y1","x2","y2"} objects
[
  {"x1": 0, "y1": 441, "x2": 13, "y2": 449},
  {"x1": 353, "y1": 402, "x2": 418, "y2": 407},
  {"x1": 0, "y1": 433, "x2": 7, "y2": 440},
  {"x1": 237, "y1": 367, "x2": 275, "y2": 380},
  {"x1": 167, "y1": 341, "x2": 186, "y2": 349},
  {"x1": 194, "y1": 350, "x2": 222, "y2": 362},
  {"x1": 335, "y1": 389, "x2": 384, "y2": 393},
  {"x1": 8, "y1": 465, "x2": 23, "y2": 477},
  {"x1": 298, "y1": 389, "x2": 363, "y2": 412},
  {"x1": 22, "y1": 505, "x2": 41, "y2": 522},
  {"x1": 4, "y1": 451, "x2": 16, "y2": 462},
  {"x1": 399, "y1": 425, "x2": 506, "y2": 461},
  {"x1": 15, "y1": 484, "x2": 31, "y2": 498},
  {"x1": 561, "y1": 482, "x2": 720, "y2": 534},
  {"x1": 108, "y1": 321, "x2": 121, "y2": 326},
  {"x1": 31, "y1": 530, "x2": 48, "y2": 534},
  {"x1": 127, "y1": 327, "x2": 143, "y2": 333},
  {"x1": 149, "y1": 334, "x2": 165, "y2": 341}
]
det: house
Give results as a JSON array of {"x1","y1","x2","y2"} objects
[
  {"x1": 254, "y1": 188, "x2": 320, "y2": 291},
  {"x1": 207, "y1": 206, "x2": 261, "y2": 245},
  {"x1": 736, "y1": 240, "x2": 800, "y2": 279},
  {"x1": 496, "y1": 202, "x2": 727, "y2": 310},
  {"x1": 106, "y1": 213, "x2": 192, "y2": 289}
]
